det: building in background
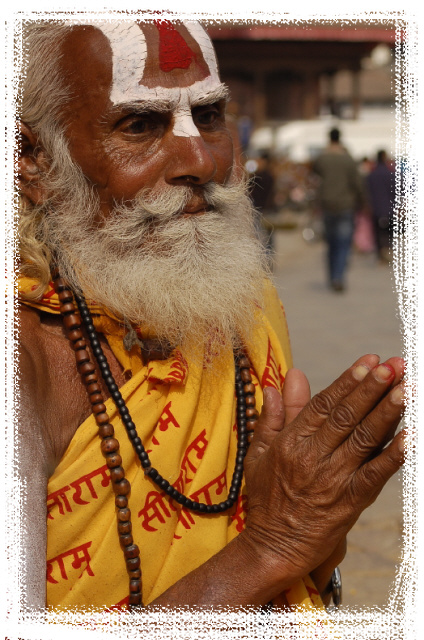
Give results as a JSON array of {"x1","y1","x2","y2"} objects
[
  {"x1": 207, "y1": 20, "x2": 402, "y2": 218},
  {"x1": 207, "y1": 20, "x2": 397, "y2": 126}
]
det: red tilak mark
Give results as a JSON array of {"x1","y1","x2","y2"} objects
[{"x1": 154, "y1": 20, "x2": 196, "y2": 72}]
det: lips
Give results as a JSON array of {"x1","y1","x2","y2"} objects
[{"x1": 181, "y1": 197, "x2": 210, "y2": 216}]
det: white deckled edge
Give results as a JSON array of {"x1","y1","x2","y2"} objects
[{"x1": 4, "y1": 5, "x2": 422, "y2": 640}]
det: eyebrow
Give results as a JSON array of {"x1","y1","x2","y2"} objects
[
  {"x1": 111, "y1": 82, "x2": 230, "y2": 116},
  {"x1": 189, "y1": 83, "x2": 230, "y2": 107},
  {"x1": 111, "y1": 98, "x2": 172, "y2": 115}
]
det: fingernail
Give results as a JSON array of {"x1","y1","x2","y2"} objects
[
  {"x1": 391, "y1": 385, "x2": 405, "y2": 405},
  {"x1": 352, "y1": 364, "x2": 370, "y2": 381},
  {"x1": 373, "y1": 363, "x2": 395, "y2": 382},
  {"x1": 398, "y1": 433, "x2": 407, "y2": 453}
]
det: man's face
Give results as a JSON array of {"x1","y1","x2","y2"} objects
[
  {"x1": 57, "y1": 20, "x2": 234, "y2": 222},
  {"x1": 27, "y1": 20, "x2": 267, "y2": 356}
]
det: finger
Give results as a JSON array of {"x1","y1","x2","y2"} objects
[
  {"x1": 351, "y1": 428, "x2": 406, "y2": 508},
  {"x1": 376, "y1": 356, "x2": 405, "y2": 388},
  {"x1": 337, "y1": 380, "x2": 405, "y2": 469},
  {"x1": 282, "y1": 368, "x2": 311, "y2": 427},
  {"x1": 284, "y1": 354, "x2": 382, "y2": 439},
  {"x1": 315, "y1": 360, "x2": 405, "y2": 453},
  {"x1": 245, "y1": 387, "x2": 284, "y2": 464}
]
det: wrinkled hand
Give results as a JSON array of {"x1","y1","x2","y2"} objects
[{"x1": 243, "y1": 354, "x2": 405, "y2": 581}]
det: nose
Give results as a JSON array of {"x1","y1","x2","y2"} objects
[{"x1": 164, "y1": 134, "x2": 217, "y2": 186}]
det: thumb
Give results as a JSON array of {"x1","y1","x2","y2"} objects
[
  {"x1": 282, "y1": 368, "x2": 311, "y2": 427},
  {"x1": 245, "y1": 386, "x2": 284, "y2": 464}
]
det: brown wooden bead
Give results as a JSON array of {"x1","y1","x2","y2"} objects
[
  {"x1": 124, "y1": 544, "x2": 140, "y2": 559},
  {"x1": 238, "y1": 357, "x2": 250, "y2": 369},
  {"x1": 83, "y1": 372, "x2": 98, "y2": 385},
  {"x1": 115, "y1": 495, "x2": 128, "y2": 509},
  {"x1": 128, "y1": 569, "x2": 141, "y2": 579},
  {"x1": 243, "y1": 383, "x2": 255, "y2": 395},
  {"x1": 246, "y1": 407, "x2": 259, "y2": 418},
  {"x1": 78, "y1": 361, "x2": 96, "y2": 375},
  {"x1": 86, "y1": 382, "x2": 101, "y2": 395},
  {"x1": 240, "y1": 369, "x2": 252, "y2": 382},
  {"x1": 90, "y1": 394, "x2": 104, "y2": 406},
  {"x1": 58, "y1": 290, "x2": 74, "y2": 303},
  {"x1": 98, "y1": 424, "x2": 114, "y2": 438},
  {"x1": 106, "y1": 452, "x2": 122, "y2": 468},
  {"x1": 68, "y1": 328, "x2": 84, "y2": 342},
  {"x1": 101, "y1": 437, "x2": 119, "y2": 454},
  {"x1": 72, "y1": 339, "x2": 87, "y2": 351},
  {"x1": 75, "y1": 350, "x2": 90, "y2": 365},
  {"x1": 95, "y1": 412, "x2": 110, "y2": 425},
  {"x1": 113, "y1": 478, "x2": 131, "y2": 495},
  {"x1": 117, "y1": 507, "x2": 131, "y2": 522},
  {"x1": 60, "y1": 302, "x2": 76, "y2": 315},
  {"x1": 53, "y1": 277, "x2": 67, "y2": 291},
  {"x1": 63, "y1": 314, "x2": 81, "y2": 331},
  {"x1": 126, "y1": 557, "x2": 141, "y2": 571},
  {"x1": 119, "y1": 533, "x2": 134, "y2": 547},
  {"x1": 130, "y1": 579, "x2": 141, "y2": 593},
  {"x1": 245, "y1": 395, "x2": 256, "y2": 407},
  {"x1": 128, "y1": 593, "x2": 142, "y2": 606},
  {"x1": 246, "y1": 418, "x2": 258, "y2": 429},
  {"x1": 109, "y1": 466, "x2": 125, "y2": 482},
  {"x1": 118, "y1": 521, "x2": 132, "y2": 534},
  {"x1": 92, "y1": 402, "x2": 106, "y2": 414}
]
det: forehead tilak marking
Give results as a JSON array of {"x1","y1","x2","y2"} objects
[
  {"x1": 184, "y1": 21, "x2": 219, "y2": 81},
  {"x1": 67, "y1": 20, "x2": 221, "y2": 137},
  {"x1": 154, "y1": 20, "x2": 196, "y2": 73},
  {"x1": 89, "y1": 21, "x2": 148, "y2": 105}
]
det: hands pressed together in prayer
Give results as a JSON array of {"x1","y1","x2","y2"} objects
[{"x1": 241, "y1": 354, "x2": 405, "y2": 594}]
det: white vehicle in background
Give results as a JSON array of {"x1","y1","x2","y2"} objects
[{"x1": 247, "y1": 111, "x2": 396, "y2": 163}]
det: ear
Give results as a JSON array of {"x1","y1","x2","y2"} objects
[{"x1": 18, "y1": 121, "x2": 50, "y2": 205}]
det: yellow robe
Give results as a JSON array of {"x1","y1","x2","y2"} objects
[{"x1": 19, "y1": 277, "x2": 324, "y2": 612}]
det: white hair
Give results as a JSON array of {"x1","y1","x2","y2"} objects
[
  {"x1": 18, "y1": 20, "x2": 270, "y2": 358},
  {"x1": 18, "y1": 21, "x2": 77, "y2": 295}
]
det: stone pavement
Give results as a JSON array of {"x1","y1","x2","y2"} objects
[{"x1": 271, "y1": 226, "x2": 404, "y2": 609}]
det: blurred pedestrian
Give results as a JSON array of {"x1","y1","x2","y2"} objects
[
  {"x1": 367, "y1": 150, "x2": 395, "y2": 262},
  {"x1": 354, "y1": 157, "x2": 375, "y2": 254},
  {"x1": 313, "y1": 128, "x2": 365, "y2": 292}
]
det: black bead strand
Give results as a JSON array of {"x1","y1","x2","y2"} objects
[{"x1": 74, "y1": 291, "x2": 256, "y2": 514}]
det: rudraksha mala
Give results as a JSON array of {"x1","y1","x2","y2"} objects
[{"x1": 52, "y1": 271, "x2": 259, "y2": 608}]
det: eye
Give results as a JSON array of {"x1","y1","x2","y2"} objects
[
  {"x1": 123, "y1": 117, "x2": 149, "y2": 134},
  {"x1": 192, "y1": 104, "x2": 222, "y2": 128},
  {"x1": 116, "y1": 112, "x2": 164, "y2": 137}
]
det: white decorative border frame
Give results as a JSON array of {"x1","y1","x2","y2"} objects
[{"x1": 2, "y1": 2, "x2": 422, "y2": 638}]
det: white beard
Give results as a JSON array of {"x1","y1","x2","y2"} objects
[{"x1": 43, "y1": 170, "x2": 269, "y2": 359}]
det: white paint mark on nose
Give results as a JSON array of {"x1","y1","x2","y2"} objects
[{"x1": 172, "y1": 91, "x2": 200, "y2": 137}]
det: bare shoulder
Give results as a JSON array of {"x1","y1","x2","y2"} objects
[
  {"x1": 18, "y1": 304, "x2": 50, "y2": 398},
  {"x1": 17, "y1": 303, "x2": 92, "y2": 474}
]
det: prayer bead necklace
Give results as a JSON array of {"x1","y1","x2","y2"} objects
[{"x1": 52, "y1": 272, "x2": 258, "y2": 608}]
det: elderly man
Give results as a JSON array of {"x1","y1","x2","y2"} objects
[{"x1": 17, "y1": 19, "x2": 405, "y2": 612}]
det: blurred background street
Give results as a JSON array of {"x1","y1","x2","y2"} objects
[{"x1": 205, "y1": 18, "x2": 405, "y2": 609}]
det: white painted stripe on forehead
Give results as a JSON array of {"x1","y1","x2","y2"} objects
[
  {"x1": 91, "y1": 22, "x2": 147, "y2": 105},
  {"x1": 184, "y1": 21, "x2": 219, "y2": 81},
  {"x1": 65, "y1": 20, "x2": 147, "y2": 105}
]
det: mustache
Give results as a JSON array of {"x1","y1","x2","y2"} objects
[{"x1": 98, "y1": 180, "x2": 251, "y2": 244}]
